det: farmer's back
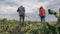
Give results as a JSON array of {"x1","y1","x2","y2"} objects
[{"x1": 17, "y1": 6, "x2": 25, "y2": 15}]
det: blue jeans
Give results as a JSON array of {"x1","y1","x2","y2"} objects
[
  {"x1": 40, "y1": 16, "x2": 45, "y2": 22},
  {"x1": 19, "y1": 15, "x2": 25, "y2": 25}
]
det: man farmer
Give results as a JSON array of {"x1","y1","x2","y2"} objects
[
  {"x1": 39, "y1": 6, "x2": 46, "y2": 22},
  {"x1": 17, "y1": 5, "x2": 25, "y2": 26}
]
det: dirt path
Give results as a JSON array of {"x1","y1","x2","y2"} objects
[{"x1": 20, "y1": 26, "x2": 25, "y2": 34}]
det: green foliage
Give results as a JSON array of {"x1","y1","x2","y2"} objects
[
  {"x1": 0, "y1": 18, "x2": 20, "y2": 34},
  {"x1": 0, "y1": 18, "x2": 60, "y2": 34},
  {"x1": 48, "y1": 9, "x2": 57, "y2": 15},
  {"x1": 48, "y1": 9, "x2": 60, "y2": 22}
]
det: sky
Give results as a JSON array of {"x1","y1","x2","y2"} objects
[{"x1": 0, "y1": 0, "x2": 60, "y2": 22}]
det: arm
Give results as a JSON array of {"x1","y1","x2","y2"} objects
[{"x1": 17, "y1": 8, "x2": 19, "y2": 12}]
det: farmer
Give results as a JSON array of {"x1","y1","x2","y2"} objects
[
  {"x1": 39, "y1": 6, "x2": 46, "y2": 22},
  {"x1": 17, "y1": 5, "x2": 25, "y2": 26}
]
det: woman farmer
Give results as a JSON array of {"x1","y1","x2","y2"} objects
[{"x1": 39, "y1": 6, "x2": 46, "y2": 22}]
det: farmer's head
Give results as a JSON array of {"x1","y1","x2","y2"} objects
[{"x1": 40, "y1": 6, "x2": 43, "y2": 9}]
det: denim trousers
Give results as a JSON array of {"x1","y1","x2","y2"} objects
[
  {"x1": 19, "y1": 15, "x2": 25, "y2": 25},
  {"x1": 40, "y1": 16, "x2": 45, "y2": 22}
]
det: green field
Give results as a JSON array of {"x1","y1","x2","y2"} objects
[{"x1": 0, "y1": 18, "x2": 60, "y2": 34}]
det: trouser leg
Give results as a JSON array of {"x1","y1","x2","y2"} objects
[
  {"x1": 22, "y1": 16, "x2": 25, "y2": 25},
  {"x1": 23, "y1": 16, "x2": 25, "y2": 23},
  {"x1": 41, "y1": 16, "x2": 43, "y2": 22},
  {"x1": 43, "y1": 16, "x2": 45, "y2": 22},
  {"x1": 19, "y1": 15, "x2": 22, "y2": 25},
  {"x1": 41, "y1": 16, "x2": 45, "y2": 22}
]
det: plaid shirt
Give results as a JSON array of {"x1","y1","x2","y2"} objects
[{"x1": 17, "y1": 6, "x2": 25, "y2": 15}]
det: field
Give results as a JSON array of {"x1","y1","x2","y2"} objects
[{"x1": 0, "y1": 18, "x2": 60, "y2": 34}]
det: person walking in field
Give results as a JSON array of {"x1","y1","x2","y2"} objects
[
  {"x1": 39, "y1": 6, "x2": 46, "y2": 22},
  {"x1": 17, "y1": 5, "x2": 25, "y2": 26}
]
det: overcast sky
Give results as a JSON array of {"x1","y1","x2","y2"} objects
[{"x1": 0, "y1": 0, "x2": 60, "y2": 22}]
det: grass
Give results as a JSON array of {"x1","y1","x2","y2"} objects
[{"x1": 0, "y1": 18, "x2": 60, "y2": 34}]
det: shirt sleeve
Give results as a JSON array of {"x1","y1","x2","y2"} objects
[{"x1": 17, "y1": 8, "x2": 19, "y2": 12}]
